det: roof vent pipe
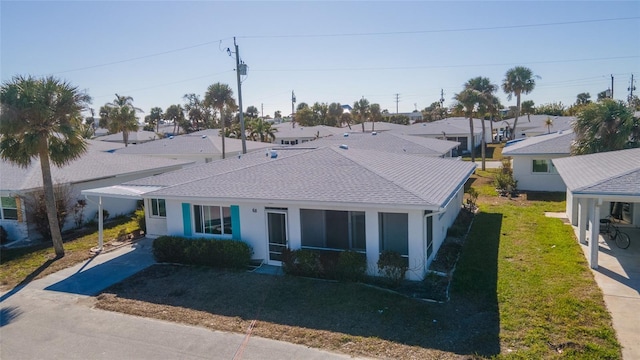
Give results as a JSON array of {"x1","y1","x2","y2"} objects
[
  {"x1": 270, "y1": 150, "x2": 278, "y2": 158},
  {"x1": 343, "y1": 133, "x2": 349, "y2": 137},
  {"x1": 371, "y1": 131, "x2": 377, "y2": 135},
  {"x1": 339, "y1": 144, "x2": 349, "y2": 149}
]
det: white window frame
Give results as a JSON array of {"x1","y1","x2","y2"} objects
[
  {"x1": 1, "y1": 196, "x2": 18, "y2": 221},
  {"x1": 193, "y1": 205, "x2": 233, "y2": 237},
  {"x1": 149, "y1": 198, "x2": 166, "y2": 218},
  {"x1": 532, "y1": 159, "x2": 556, "y2": 174}
]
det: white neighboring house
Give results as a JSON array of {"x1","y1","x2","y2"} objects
[
  {"x1": 83, "y1": 145, "x2": 476, "y2": 281},
  {"x1": 500, "y1": 115, "x2": 575, "y2": 139},
  {"x1": 306, "y1": 131, "x2": 460, "y2": 158},
  {"x1": 0, "y1": 140, "x2": 193, "y2": 245},
  {"x1": 271, "y1": 124, "x2": 343, "y2": 145},
  {"x1": 397, "y1": 117, "x2": 489, "y2": 156},
  {"x1": 347, "y1": 121, "x2": 409, "y2": 133},
  {"x1": 501, "y1": 130, "x2": 575, "y2": 192},
  {"x1": 553, "y1": 148, "x2": 640, "y2": 269},
  {"x1": 96, "y1": 129, "x2": 159, "y2": 145},
  {"x1": 114, "y1": 129, "x2": 273, "y2": 164}
]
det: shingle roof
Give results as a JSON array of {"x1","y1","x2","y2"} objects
[
  {"x1": 502, "y1": 115, "x2": 575, "y2": 132},
  {"x1": 0, "y1": 143, "x2": 193, "y2": 192},
  {"x1": 399, "y1": 117, "x2": 483, "y2": 136},
  {"x1": 305, "y1": 132, "x2": 458, "y2": 156},
  {"x1": 552, "y1": 148, "x2": 640, "y2": 196},
  {"x1": 346, "y1": 122, "x2": 409, "y2": 132},
  {"x1": 97, "y1": 130, "x2": 159, "y2": 143},
  {"x1": 144, "y1": 146, "x2": 476, "y2": 209},
  {"x1": 114, "y1": 129, "x2": 272, "y2": 156},
  {"x1": 273, "y1": 125, "x2": 343, "y2": 139},
  {"x1": 502, "y1": 130, "x2": 575, "y2": 155}
]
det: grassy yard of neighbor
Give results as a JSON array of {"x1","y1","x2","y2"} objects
[
  {"x1": 0, "y1": 214, "x2": 142, "y2": 291},
  {"x1": 94, "y1": 169, "x2": 621, "y2": 359}
]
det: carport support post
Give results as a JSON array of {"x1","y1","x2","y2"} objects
[
  {"x1": 589, "y1": 199, "x2": 601, "y2": 269},
  {"x1": 98, "y1": 196, "x2": 103, "y2": 252},
  {"x1": 578, "y1": 198, "x2": 588, "y2": 244}
]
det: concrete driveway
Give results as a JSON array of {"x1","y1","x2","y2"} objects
[
  {"x1": 580, "y1": 227, "x2": 640, "y2": 360},
  {"x1": 0, "y1": 238, "x2": 351, "y2": 360}
]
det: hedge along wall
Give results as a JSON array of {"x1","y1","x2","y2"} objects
[{"x1": 152, "y1": 236, "x2": 252, "y2": 269}]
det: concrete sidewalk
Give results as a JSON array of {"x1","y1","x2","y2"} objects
[{"x1": 0, "y1": 238, "x2": 351, "y2": 360}]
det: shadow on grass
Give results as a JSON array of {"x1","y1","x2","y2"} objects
[
  {"x1": 0, "y1": 257, "x2": 58, "y2": 302},
  {"x1": 525, "y1": 191, "x2": 566, "y2": 202},
  {"x1": 450, "y1": 212, "x2": 503, "y2": 356}
]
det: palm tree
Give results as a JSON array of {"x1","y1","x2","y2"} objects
[
  {"x1": 249, "y1": 118, "x2": 277, "y2": 143},
  {"x1": 148, "y1": 107, "x2": 163, "y2": 133},
  {"x1": 104, "y1": 94, "x2": 142, "y2": 147},
  {"x1": 545, "y1": 117, "x2": 554, "y2": 133},
  {"x1": 454, "y1": 88, "x2": 481, "y2": 162},
  {"x1": 571, "y1": 99, "x2": 636, "y2": 155},
  {"x1": 464, "y1": 77, "x2": 497, "y2": 170},
  {"x1": 327, "y1": 103, "x2": 343, "y2": 127},
  {"x1": 164, "y1": 104, "x2": 185, "y2": 135},
  {"x1": 502, "y1": 66, "x2": 538, "y2": 140},
  {"x1": 370, "y1": 103, "x2": 382, "y2": 131},
  {"x1": 0, "y1": 75, "x2": 91, "y2": 257},
  {"x1": 204, "y1": 83, "x2": 237, "y2": 159},
  {"x1": 352, "y1": 97, "x2": 370, "y2": 132},
  {"x1": 521, "y1": 100, "x2": 535, "y2": 122}
]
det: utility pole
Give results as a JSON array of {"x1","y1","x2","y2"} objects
[
  {"x1": 234, "y1": 37, "x2": 247, "y2": 154},
  {"x1": 611, "y1": 74, "x2": 614, "y2": 99},
  {"x1": 291, "y1": 91, "x2": 296, "y2": 128},
  {"x1": 395, "y1": 93, "x2": 400, "y2": 114},
  {"x1": 628, "y1": 74, "x2": 636, "y2": 105},
  {"x1": 261, "y1": 103, "x2": 264, "y2": 118}
]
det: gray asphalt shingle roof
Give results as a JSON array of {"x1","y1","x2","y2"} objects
[
  {"x1": 97, "y1": 130, "x2": 159, "y2": 143},
  {"x1": 1, "y1": 141, "x2": 193, "y2": 192},
  {"x1": 144, "y1": 146, "x2": 476, "y2": 208},
  {"x1": 114, "y1": 129, "x2": 272, "y2": 156},
  {"x1": 400, "y1": 117, "x2": 483, "y2": 136},
  {"x1": 552, "y1": 148, "x2": 640, "y2": 196},
  {"x1": 502, "y1": 130, "x2": 575, "y2": 155},
  {"x1": 305, "y1": 132, "x2": 458, "y2": 156}
]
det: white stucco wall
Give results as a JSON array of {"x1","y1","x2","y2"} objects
[{"x1": 510, "y1": 155, "x2": 568, "y2": 192}]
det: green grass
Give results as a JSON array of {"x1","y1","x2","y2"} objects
[
  {"x1": 461, "y1": 143, "x2": 505, "y2": 161},
  {"x1": 0, "y1": 214, "x2": 141, "y2": 290},
  {"x1": 454, "y1": 177, "x2": 621, "y2": 358}
]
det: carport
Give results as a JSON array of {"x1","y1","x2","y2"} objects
[{"x1": 553, "y1": 148, "x2": 640, "y2": 269}]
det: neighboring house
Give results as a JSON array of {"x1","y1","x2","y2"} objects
[
  {"x1": 306, "y1": 131, "x2": 460, "y2": 158},
  {"x1": 0, "y1": 140, "x2": 193, "y2": 245},
  {"x1": 553, "y1": 148, "x2": 640, "y2": 269},
  {"x1": 500, "y1": 115, "x2": 575, "y2": 139},
  {"x1": 501, "y1": 130, "x2": 575, "y2": 192},
  {"x1": 397, "y1": 117, "x2": 489, "y2": 156},
  {"x1": 83, "y1": 145, "x2": 476, "y2": 281},
  {"x1": 348, "y1": 121, "x2": 409, "y2": 133},
  {"x1": 271, "y1": 124, "x2": 343, "y2": 145},
  {"x1": 96, "y1": 129, "x2": 159, "y2": 145},
  {"x1": 114, "y1": 129, "x2": 272, "y2": 164}
]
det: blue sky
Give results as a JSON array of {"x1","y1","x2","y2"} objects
[{"x1": 2, "y1": 1, "x2": 639, "y2": 119}]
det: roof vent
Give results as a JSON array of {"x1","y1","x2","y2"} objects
[
  {"x1": 238, "y1": 152, "x2": 242, "y2": 159},
  {"x1": 169, "y1": 136, "x2": 174, "y2": 139},
  {"x1": 202, "y1": 135, "x2": 207, "y2": 138},
  {"x1": 343, "y1": 133, "x2": 349, "y2": 137},
  {"x1": 270, "y1": 150, "x2": 278, "y2": 158},
  {"x1": 339, "y1": 144, "x2": 349, "y2": 150},
  {"x1": 371, "y1": 131, "x2": 377, "y2": 135}
]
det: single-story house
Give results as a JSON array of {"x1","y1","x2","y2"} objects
[
  {"x1": 114, "y1": 129, "x2": 273, "y2": 164},
  {"x1": 501, "y1": 130, "x2": 575, "y2": 192},
  {"x1": 306, "y1": 131, "x2": 460, "y2": 158},
  {"x1": 397, "y1": 117, "x2": 490, "y2": 156},
  {"x1": 347, "y1": 121, "x2": 410, "y2": 133},
  {"x1": 500, "y1": 115, "x2": 575, "y2": 139},
  {"x1": 0, "y1": 140, "x2": 193, "y2": 245},
  {"x1": 96, "y1": 129, "x2": 159, "y2": 145},
  {"x1": 271, "y1": 124, "x2": 343, "y2": 145},
  {"x1": 83, "y1": 145, "x2": 476, "y2": 280},
  {"x1": 553, "y1": 148, "x2": 640, "y2": 269}
]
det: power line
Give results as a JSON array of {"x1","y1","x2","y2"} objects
[{"x1": 238, "y1": 17, "x2": 639, "y2": 39}]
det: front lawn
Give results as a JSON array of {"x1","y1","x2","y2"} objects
[{"x1": 93, "y1": 169, "x2": 620, "y2": 358}]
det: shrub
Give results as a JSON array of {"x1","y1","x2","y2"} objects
[
  {"x1": 495, "y1": 158, "x2": 518, "y2": 196},
  {"x1": 134, "y1": 209, "x2": 146, "y2": 232},
  {"x1": 335, "y1": 250, "x2": 367, "y2": 281},
  {"x1": 24, "y1": 185, "x2": 72, "y2": 241},
  {"x1": 377, "y1": 250, "x2": 408, "y2": 287},
  {"x1": 153, "y1": 236, "x2": 251, "y2": 269},
  {"x1": 0, "y1": 225, "x2": 9, "y2": 245}
]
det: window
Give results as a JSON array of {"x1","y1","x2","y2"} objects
[
  {"x1": 194, "y1": 205, "x2": 233, "y2": 236},
  {"x1": 1, "y1": 196, "x2": 18, "y2": 220},
  {"x1": 532, "y1": 159, "x2": 555, "y2": 173},
  {"x1": 378, "y1": 212, "x2": 408, "y2": 256},
  {"x1": 300, "y1": 209, "x2": 365, "y2": 251},
  {"x1": 150, "y1": 199, "x2": 166, "y2": 217},
  {"x1": 425, "y1": 211, "x2": 434, "y2": 259}
]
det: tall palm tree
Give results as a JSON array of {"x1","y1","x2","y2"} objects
[
  {"x1": 352, "y1": 97, "x2": 370, "y2": 132},
  {"x1": 104, "y1": 94, "x2": 142, "y2": 147},
  {"x1": 454, "y1": 88, "x2": 481, "y2": 162},
  {"x1": 204, "y1": 83, "x2": 237, "y2": 159},
  {"x1": 249, "y1": 118, "x2": 277, "y2": 143},
  {"x1": 148, "y1": 107, "x2": 164, "y2": 133},
  {"x1": 0, "y1": 76, "x2": 91, "y2": 257},
  {"x1": 327, "y1": 102, "x2": 343, "y2": 127},
  {"x1": 464, "y1": 77, "x2": 497, "y2": 170},
  {"x1": 521, "y1": 100, "x2": 535, "y2": 122},
  {"x1": 164, "y1": 104, "x2": 185, "y2": 135},
  {"x1": 502, "y1": 66, "x2": 538, "y2": 140},
  {"x1": 571, "y1": 99, "x2": 636, "y2": 155}
]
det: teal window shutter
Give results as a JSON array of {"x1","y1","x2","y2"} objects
[
  {"x1": 182, "y1": 203, "x2": 192, "y2": 236},
  {"x1": 231, "y1": 205, "x2": 241, "y2": 240}
]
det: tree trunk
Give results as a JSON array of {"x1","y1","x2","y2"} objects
[
  {"x1": 490, "y1": 118, "x2": 495, "y2": 144},
  {"x1": 511, "y1": 93, "x2": 521, "y2": 140},
  {"x1": 221, "y1": 115, "x2": 226, "y2": 159},
  {"x1": 372, "y1": 120, "x2": 375, "y2": 132},
  {"x1": 469, "y1": 116, "x2": 475, "y2": 163},
  {"x1": 481, "y1": 118, "x2": 486, "y2": 171},
  {"x1": 123, "y1": 130, "x2": 129, "y2": 147},
  {"x1": 38, "y1": 139, "x2": 65, "y2": 258}
]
